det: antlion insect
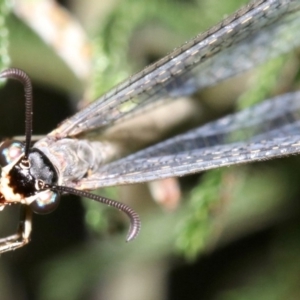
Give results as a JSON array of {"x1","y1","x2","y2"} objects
[{"x1": 1, "y1": 0, "x2": 300, "y2": 253}]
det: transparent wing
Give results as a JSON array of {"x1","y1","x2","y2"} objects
[
  {"x1": 74, "y1": 91, "x2": 300, "y2": 189},
  {"x1": 51, "y1": 0, "x2": 300, "y2": 138}
]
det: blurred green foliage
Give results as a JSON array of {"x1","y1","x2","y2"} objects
[
  {"x1": 0, "y1": 0, "x2": 11, "y2": 75},
  {"x1": 1, "y1": 0, "x2": 300, "y2": 299}
]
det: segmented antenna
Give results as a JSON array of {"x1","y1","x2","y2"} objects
[
  {"x1": 48, "y1": 185, "x2": 141, "y2": 242},
  {"x1": 0, "y1": 68, "x2": 33, "y2": 157},
  {"x1": 0, "y1": 68, "x2": 141, "y2": 241}
]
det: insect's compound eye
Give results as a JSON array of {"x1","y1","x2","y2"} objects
[
  {"x1": 0, "y1": 140, "x2": 24, "y2": 166},
  {"x1": 30, "y1": 190, "x2": 60, "y2": 214}
]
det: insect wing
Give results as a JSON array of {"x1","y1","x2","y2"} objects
[
  {"x1": 74, "y1": 91, "x2": 300, "y2": 190},
  {"x1": 50, "y1": 0, "x2": 300, "y2": 139}
]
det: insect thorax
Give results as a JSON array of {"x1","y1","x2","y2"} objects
[{"x1": 34, "y1": 137, "x2": 118, "y2": 187}]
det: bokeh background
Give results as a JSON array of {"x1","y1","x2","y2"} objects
[{"x1": 0, "y1": 0, "x2": 300, "y2": 299}]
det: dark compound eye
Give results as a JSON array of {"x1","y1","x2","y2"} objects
[
  {"x1": 0, "y1": 140, "x2": 24, "y2": 166},
  {"x1": 30, "y1": 190, "x2": 60, "y2": 214}
]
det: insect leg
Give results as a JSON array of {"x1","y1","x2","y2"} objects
[{"x1": 0, "y1": 206, "x2": 32, "y2": 253}]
